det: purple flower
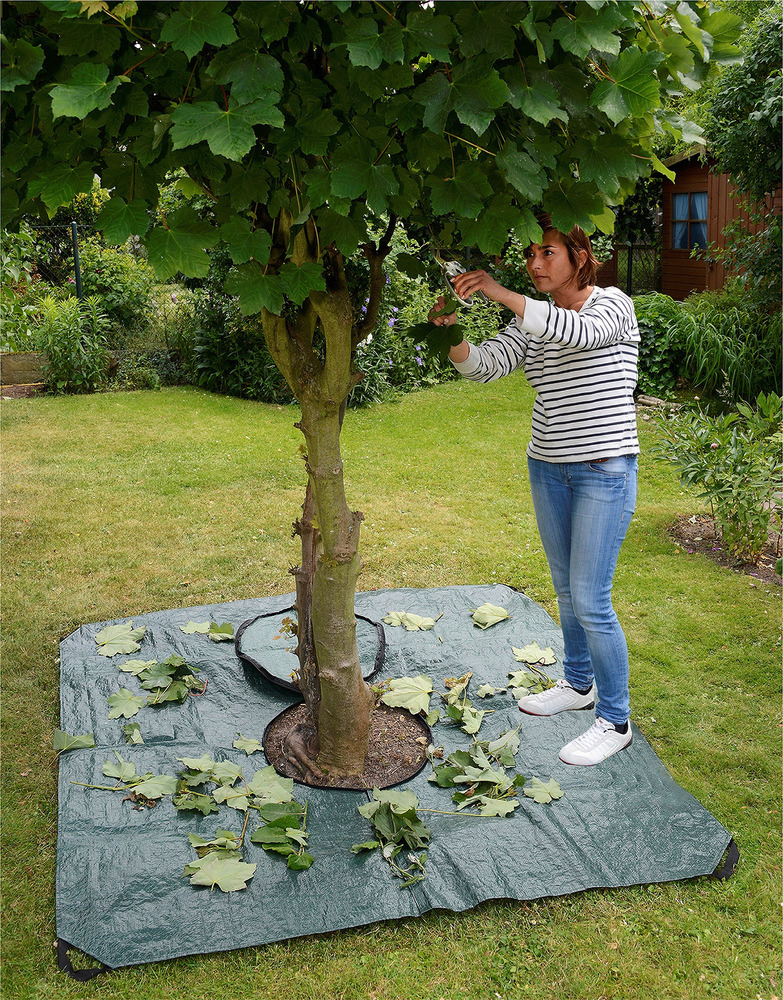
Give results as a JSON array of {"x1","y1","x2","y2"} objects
[
  {"x1": 415, "y1": 345, "x2": 421, "y2": 352},
  {"x1": 416, "y1": 357, "x2": 424, "y2": 366},
  {"x1": 391, "y1": 306, "x2": 398, "y2": 313},
  {"x1": 388, "y1": 318, "x2": 395, "y2": 327},
  {"x1": 385, "y1": 276, "x2": 391, "y2": 284},
  {"x1": 171, "y1": 293, "x2": 178, "y2": 303},
  {"x1": 361, "y1": 305, "x2": 367, "y2": 314}
]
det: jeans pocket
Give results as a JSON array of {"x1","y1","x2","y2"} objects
[{"x1": 586, "y1": 456, "x2": 629, "y2": 475}]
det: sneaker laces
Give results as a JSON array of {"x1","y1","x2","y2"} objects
[{"x1": 571, "y1": 717, "x2": 615, "y2": 749}]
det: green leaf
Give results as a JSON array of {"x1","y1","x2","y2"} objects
[
  {"x1": 371, "y1": 786, "x2": 421, "y2": 815},
  {"x1": 591, "y1": 47, "x2": 665, "y2": 124},
  {"x1": 145, "y1": 213, "x2": 220, "y2": 280},
  {"x1": 496, "y1": 142, "x2": 547, "y2": 202},
  {"x1": 543, "y1": 183, "x2": 605, "y2": 234},
  {"x1": 107, "y1": 687, "x2": 145, "y2": 720},
  {"x1": 247, "y1": 765, "x2": 294, "y2": 803},
  {"x1": 159, "y1": 1, "x2": 238, "y2": 60},
  {"x1": 428, "y1": 161, "x2": 493, "y2": 219},
  {"x1": 278, "y1": 261, "x2": 326, "y2": 306},
  {"x1": 213, "y1": 785, "x2": 250, "y2": 811},
  {"x1": 459, "y1": 196, "x2": 519, "y2": 256},
  {"x1": 471, "y1": 603, "x2": 510, "y2": 629},
  {"x1": 477, "y1": 797, "x2": 519, "y2": 817},
  {"x1": 287, "y1": 852, "x2": 314, "y2": 871},
  {"x1": 404, "y1": 9, "x2": 457, "y2": 62},
  {"x1": 351, "y1": 839, "x2": 380, "y2": 854},
  {"x1": 330, "y1": 157, "x2": 398, "y2": 216},
  {"x1": 211, "y1": 761, "x2": 243, "y2": 786},
  {"x1": 699, "y1": 10, "x2": 744, "y2": 63},
  {"x1": 476, "y1": 683, "x2": 503, "y2": 699},
  {"x1": 523, "y1": 776, "x2": 564, "y2": 804},
  {"x1": 102, "y1": 752, "x2": 137, "y2": 784},
  {"x1": 173, "y1": 791, "x2": 220, "y2": 815},
  {"x1": 402, "y1": 321, "x2": 465, "y2": 363},
  {"x1": 209, "y1": 47, "x2": 284, "y2": 105},
  {"x1": 170, "y1": 98, "x2": 283, "y2": 161},
  {"x1": 50, "y1": 62, "x2": 126, "y2": 119},
  {"x1": 316, "y1": 208, "x2": 366, "y2": 257},
  {"x1": 54, "y1": 730, "x2": 95, "y2": 752},
  {"x1": 394, "y1": 252, "x2": 430, "y2": 280},
  {"x1": 551, "y1": 5, "x2": 623, "y2": 60},
  {"x1": 219, "y1": 219, "x2": 272, "y2": 266},
  {"x1": 380, "y1": 675, "x2": 433, "y2": 716},
  {"x1": 188, "y1": 854, "x2": 256, "y2": 892},
  {"x1": 122, "y1": 722, "x2": 144, "y2": 745},
  {"x1": 180, "y1": 621, "x2": 211, "y2": 635},
  {"x1": 451, "y1": 59, "x2": 511, "y2": 136},
  {"x1": 233, "y1": 733, "x2": 263, "y2": 755},
  {"x1": 504, "y1": 69, "x2": 568, "y2": 126},
  {"x1": 131, "y1": 773, "x2": 178, "y2": 799},
  {"x1": 26, "y1": 163, "x2": 94, "y2": 214},
  {"x1": 96, "y1": 197, "x2": 149, "y2": 244},
  {"x1": 0, "y1": 37, "x2": 44, "y2": 92},
  {"x1": 383, "y1": 612, "x2": 436, "y2": 632},
  {"x1": 208, "y1": 622, "x2": 235, "y2": 642},
  {"x1": 512, "y1": 642, "x2": 557, "y2": 666},
  {"x1": 95, "y1": 622, "x2": 147, "y2": 657},
  {"x1": 224, "y1": 263, "x2": 284, "y2": 316},
  {"x1": 178, "y1": 753, "x2": 217, "y2": 773}
]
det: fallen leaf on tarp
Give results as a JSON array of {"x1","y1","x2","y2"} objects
[
  {"x1": 131, "y1": 773, "x2": 178, "y2": 799},
  {"x1": 208, "y1": 623, "x2": 235, "y2": 642},
  {"x1": 122, "y1": 722, "x2": 143, "y2": 744},
  {"x1": 107, "y1": 687, "x2": 145, "y2": 719},
  {"x1": 187, "y1": 854, "x2": 257, "y2": 892},
  {"x1": 102, "y1": 752, "x2": 138, "y2": 784},
  {"x1": 470, "y1": 603, "x2": 510, "y2": 629},
  {"x1": 180, "y1": 621, "x2": 211, "y2": 634},
  {"x1": 383, "y1": 611, "x2": 436, "y2": 631},
  {"x1": 116, "y1": 658, "x2": 157, "y2": 675},
  {"x1": 512, "y1": 642, "x2": 557, "y2": 665},
  {"x1": 95, "y1": 622, "x2": 147, "y2": 657},
  {"x1": 523, "y1": 777, "x2": 564, "y2": 804},
  {"x1": 476, "y1": 683, "x2": 505, "y2": 698},
  {"x1": 233, "y1": 733, "x2": 263, "y2": 755},
  {"x1": 380, "y1": 675, "x2": 433, "y2": 715},
  {"x1": 247, "y1": 765, "x2": 295, "y2": 804},
  {"x1": 54, "y1": 730, "x2": 95, "y2": 752}
]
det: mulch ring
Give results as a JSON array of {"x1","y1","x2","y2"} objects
[{"x1": 669, "y1": 513, "x2": 782, "y2": 587}]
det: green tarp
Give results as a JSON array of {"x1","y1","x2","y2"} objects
[{"x1": 56, "y1": 585, "x2": 733, "y2": 970}]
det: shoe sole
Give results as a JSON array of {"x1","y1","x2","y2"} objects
[
  {"x1": 559, "y1": 734, "x2": 633, "y2": 766},
  {"x1": 518, "y1": 699, "x2": 595, "y2": 716}
]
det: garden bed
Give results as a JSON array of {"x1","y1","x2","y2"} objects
[{"x1": 669, "y1": 513, "x2": 781, "y2": 586}]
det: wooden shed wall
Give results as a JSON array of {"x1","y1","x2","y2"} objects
[{"x1": 662, "y1": 157, "x2": 782, "y2": 300}]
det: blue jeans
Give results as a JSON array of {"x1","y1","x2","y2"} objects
[{"x1": 527, "y1": 455, "x2": 638, "y2": 726}]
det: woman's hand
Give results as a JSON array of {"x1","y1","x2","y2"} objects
[
  {"x1": 427, "y1": 295, "x2": 457, "y2": 327},
  {"x1": 451, "y1": 268, "x2": 506, "y2": 303}
]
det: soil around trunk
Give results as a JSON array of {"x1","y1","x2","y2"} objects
[
  {"x1": 668, "y1": 513, "x2": 781, "y2": 587},
  {"x1": 264, "y1": 702, "x2": 431, "y2": 790}
]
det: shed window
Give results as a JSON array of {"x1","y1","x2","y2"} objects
[{"x1": 672, "y1": 192, "x2": 708, "y2": 250}]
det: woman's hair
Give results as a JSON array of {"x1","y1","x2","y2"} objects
[{"x1": 534, "y1": 212, "x2": 599, "y2": 289}]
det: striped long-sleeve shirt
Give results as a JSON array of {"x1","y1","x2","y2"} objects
[{"x1": 451, "y1": 285, "x2": 640, "y2": 463}]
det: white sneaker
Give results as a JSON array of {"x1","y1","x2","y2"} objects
[
  {"x1": 518, "y1": 679, "x2": 594, "y2": 716},
  {"x1": 559, "y1": 717, "x2": 632, "y2": 766}
]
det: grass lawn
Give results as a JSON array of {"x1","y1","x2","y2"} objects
[{"x1": 1, "y1": 380, "x2": 780, "y2": 1000}]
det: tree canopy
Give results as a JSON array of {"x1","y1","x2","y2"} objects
[{"x1": 3, "y1": 0, "x2": 743, "y2": 318}]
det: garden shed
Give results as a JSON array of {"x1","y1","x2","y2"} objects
[{"x1": 661, "y1": 146, "x2": 781, "y2": 300}]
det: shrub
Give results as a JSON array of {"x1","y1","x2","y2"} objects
[
  {"x1": 36, "y1": 295, "x2": 110, "y2": 394},
  {"x1": 653, "y1": 392, "x2": 782, "y2": 563},
  {"x1": 76, "y1": 237, "x2": 155, "y2": 346},
  {"x1": 0, "y1": 225, "x2": 39, "y2": 352},
  {"x1": 633, "y1": 292, "x2": 686, "y2": 398}
]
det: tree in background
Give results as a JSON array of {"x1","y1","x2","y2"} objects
[
  {"x1": 701, "y1": 2, "x2": 782, "y2": 305},
  {"x1": 1, "y1": 0, "x2": 741, "y2": 780}
]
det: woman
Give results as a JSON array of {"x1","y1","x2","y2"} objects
[{"x1": 429, "y1": 218, "x2": 639, "y2": 766}]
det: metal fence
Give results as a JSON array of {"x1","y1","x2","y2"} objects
[
  {"x1": 27, "y1": 221, "x2": 89, "y2": 295},
  {"x1": 596, "y1": 242, "x2": 661, "y2": 295}
]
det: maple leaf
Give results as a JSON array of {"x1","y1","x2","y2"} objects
[
  {"x1": 107, "y1": 687, "x2": 145, "y2": 719},
  {"x1": 54, "y1": 730, "x2": 95, "y2": 752},
  {"x1": 95, "y1": 622, "x2": 146, "y2": 657},
  {"x1": 380, "y1": 675, "x2": 433, "y2": 715},
  {"x1": 512, "y1": 642, "x2": 557, "y2": 666},
  {"x1": 523, "y1": 777, "x2": 564, "y2": 804},
  {"x1": 470, "y1": 603, "x2": 510, "y2": 629},
  {"x1": 187, "y1": 855, "x2": 256, "y2": 892},
  {"x1": 233, "y1": 733, "x2": 263, "y2": 755}
]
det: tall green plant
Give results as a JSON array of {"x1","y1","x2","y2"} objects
[
  {"x1": 654, "y1": 392, "x2": 782, "y2": 562},
  {"x1": 37, "y1": 294, "x2": 110, "y2": 394}
]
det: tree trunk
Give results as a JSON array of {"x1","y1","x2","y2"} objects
[{"x1": 295, "y1": 396, "x2": 374, "y2": 777}]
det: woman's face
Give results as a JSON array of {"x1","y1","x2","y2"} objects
[{"x1": 524, "y1": 230, "x2": 582, "y2": 295}]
